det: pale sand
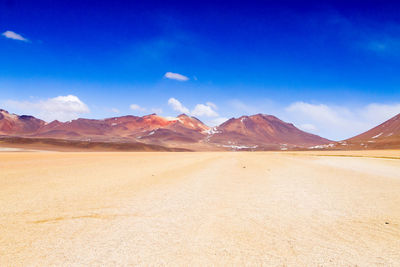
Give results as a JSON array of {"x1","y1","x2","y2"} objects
[{"x1": 1, "y1": 151, "x2": 400, "y2": 266}]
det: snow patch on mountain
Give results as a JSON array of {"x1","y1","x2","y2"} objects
[{"x1": 372, "y1": 133, "x2": 383, "y2": 139}]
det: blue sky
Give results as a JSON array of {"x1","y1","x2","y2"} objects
[{"x1": 1, "y1": 0, "x2": 400, "y2": 140}]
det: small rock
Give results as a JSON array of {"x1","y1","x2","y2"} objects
[{"x1": 385, "y1": 222, "x2": 389, "y2": 224}]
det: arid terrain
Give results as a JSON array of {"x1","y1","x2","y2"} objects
[
  {"x1": 1, "y1": 150, "x2": 400, "y2": 266},
  {"x1": 0, "y1": 109, "x2": 332, "y2": 151}
]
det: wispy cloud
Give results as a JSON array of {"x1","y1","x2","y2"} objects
[
  {"x1": 298, "y1": 123, "x2": 318, "y2": 132},
  {"x1": 168, "y1": 97, "x2": 218, "y2": 117},
  {"x1": 129, "y1": 104, "x2": 146, "y2": 112},
  {"x1": 164, "y1": 72, "x2": 189, "y2": 81},
  {"x1": 285, "y1": 101, "x2": 400, "y2": 140},
  {"x1": 2, "y1": 30, "x2": 29, "y2": 42},
  {"x1": 110, "y1": 108, "x2": 120, "y2": 114},
  {"x1": 365, "y1": 38, "x2": 400, "y2": 56},
  {"x1": 327, "y1": 14, "x2": 400, "y2": 56},
  {"x1": 286, "y1": 102, "x2": 350, "y2": 126},
  {"x1": 151, "y1": 108, "x2": 163, "y2": 114},
  {"x1": 4, "y1": 95, "x2": 89, "y2": 122}
]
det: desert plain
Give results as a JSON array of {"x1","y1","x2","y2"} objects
[{"x1": 1, "y1": 150, "x2": 400, "y2": 266}]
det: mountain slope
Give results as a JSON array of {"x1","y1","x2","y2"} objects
[
  {"x1": 336, "y1": 113, "x2": 400, "y2": 149},
  {"x1": 0, "y1": 109, "x2": 45, "y2": 135},
  {"x1": 206, "y1": 114, "x2": 331, "y2": 150},
  {"x1": 134, "y1": 114, "x2": 209, "y2": 147}
]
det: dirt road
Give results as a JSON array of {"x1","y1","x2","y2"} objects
[{"x1": 1, "y1": 151, "x2": 399, "y2": 266}]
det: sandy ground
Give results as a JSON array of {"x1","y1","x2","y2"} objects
[{"x1": 1, "y1": 151, "x2": 400, "y2": 266}]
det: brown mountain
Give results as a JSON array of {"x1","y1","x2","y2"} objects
[
  {"x1": 335, "y1": 113, "x2": 400, "y2": 150},
  {"x1": 0, "y1": 109, "x2": 332, "y2": 150},
  {"x1": 137, "y1": 114, "x2": 209, "y2": 145},
  {"x1": 0, "y1": 109, "x2": 45, "y2": 135},
  {"x1": 206, "y1": 114, "x2": 331, "y2": 150},
  {"x1": 32, "y1": 113, "x2": 209, "y2": 146}
]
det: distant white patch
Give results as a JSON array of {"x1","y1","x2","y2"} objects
[
  {"x1": 371, "y1": 132, "x2": 383, "y2": 139},
  {"x1": 222, "y1": 144, "x2": 258, "y2": 150},
  {"x1": 130, "y1": 104, "x2": 146, "y2": 112},
  {"x1": 204, "y1": 127, "x2": 221, "y2": 135},
  {"x1": 147, "y1": 130, "x2": 157, "y2": 136},
  {"x1": 0, "y1": 147, "x2": 27, "y2": 151},
  {"x1": 309, "y1": 143, "x2": 335, "y2": 149},
  {"x1": 164, "y1": 72, "x2": 189, "y2": 81},
  {"x1": 2, "y1": 30, "x2": 29, "y2": 42}
]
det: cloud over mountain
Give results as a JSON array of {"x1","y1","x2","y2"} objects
[
  {"x1": 168, "y1": 98, "x2": 218, "y2": 117},
  {"x1": 4, "y1": 95, "x2": 89, "y2": 122}
]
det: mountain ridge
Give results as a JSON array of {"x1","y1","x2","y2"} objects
[{"x1": 1, "y1": 109, "x2": 333, "y2": 151}]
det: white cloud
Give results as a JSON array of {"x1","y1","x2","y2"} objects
[
  {"x1": 192, "y1": 103, "x2": 218, "y2": 117},
  {"x1": 286, "y1": 102, "x2": 349, "y2": 125},
  {"x1": 285, "y1": 101, "x2": 400, "y2": 140},
  {"x1": 110, "y1": 108, "x2": 120, "y2": 113},
  {"x1": 4, "y1": 95, "x2": 89, "y2": 122},
  {"x1": 129, "y1": 104, "x2": 146, "y2": 112},
  {"x1": 298, "y1": 123, "x2": 318, "y2": 132},
  {"x1": 168, "y1": 98, "x2": 190, "y2": 114},
  {"x1": 362, "y1": 103, "x2": 400, "y2": 123},
  {"x1": 168, "y1": 98, "x2": 218, "y2": 117},
  {"x1": 2, "y1": 30, "x2": 29, "y2": 42},
  {"x1": 164, "y1": 72, "x2": 189, "y2": 81},
  {"x1": 206, "y1": 102, "x2": 217, "y2": 110}
]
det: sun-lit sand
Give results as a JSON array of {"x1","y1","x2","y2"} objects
[{"x1": 1, "y1": 151, "x2": 400, "y2": 266}]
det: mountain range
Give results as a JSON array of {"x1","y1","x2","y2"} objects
[{"x1": 1, "y1": 108, "x2": 399, "y2": 151}]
